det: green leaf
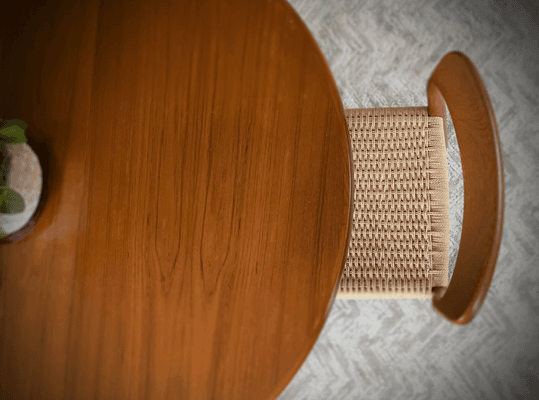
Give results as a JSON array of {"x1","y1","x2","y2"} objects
[
  {"x1": 0, "y1": 186, "x2": 25, "y2": 214},
  {"x1": 0, "y1": 227, "x2": 8, "y2": 239},
  {"x1": 0, "y1": 119, "x2": 28, "y2": 144}
]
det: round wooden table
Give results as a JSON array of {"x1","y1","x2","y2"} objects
[{"x1": 0, "y1": 0, "x2": 351, "y2": 398}]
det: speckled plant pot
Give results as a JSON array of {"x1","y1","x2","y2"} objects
[{"x1": 0, "y1": 140, "x2": 43, "y2": 243}]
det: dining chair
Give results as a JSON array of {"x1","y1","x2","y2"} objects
[{"x1": 335, "y1": 51, "x2": 504, "y2": 325}]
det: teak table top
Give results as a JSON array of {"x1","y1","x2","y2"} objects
[{"x1": 0, "y1": 0, "x2": 352, "y2": 398}]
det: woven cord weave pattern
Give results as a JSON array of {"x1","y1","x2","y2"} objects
[{"x1": 337, "y1": 107, "x2": 449, "y2": 299}]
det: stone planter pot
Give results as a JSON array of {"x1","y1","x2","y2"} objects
[{"x1": 0, "y1": 135, "x2": 45, "y2": 243}]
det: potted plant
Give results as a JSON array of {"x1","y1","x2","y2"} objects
[{"x1": 0, "y1": 119, "x2": 29, "y2": 238}]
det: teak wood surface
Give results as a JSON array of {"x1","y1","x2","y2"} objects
[{"x1": 0, "y1": 0, "x2": 352, "y2": 399}]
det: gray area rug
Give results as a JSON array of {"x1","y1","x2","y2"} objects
[{"x1": 278, "y1": 0, "x2": 539, "y2": 399}]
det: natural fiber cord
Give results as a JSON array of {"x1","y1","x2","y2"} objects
[{"x1": 337, "y1": 107, "x2": 450, "y2": 299}]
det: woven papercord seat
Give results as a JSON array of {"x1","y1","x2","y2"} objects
[
  {"x1": 333, "y1": 52, "x2": 504, "y2": 325},
  {"x1": 336, "y1": 107, "x2": 449, "y2": 299}
]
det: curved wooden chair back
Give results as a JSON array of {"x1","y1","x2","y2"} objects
[{"x1": 427, "y1": 52, "x2": 504, "y2": 324}]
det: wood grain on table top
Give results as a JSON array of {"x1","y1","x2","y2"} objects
[{"x1": 0, "y1": 0, "x2": 352, "y2": 399}]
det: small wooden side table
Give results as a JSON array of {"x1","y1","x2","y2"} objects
[{"x1": 0, "y1": 0, "x2": 352, "y2": 399}]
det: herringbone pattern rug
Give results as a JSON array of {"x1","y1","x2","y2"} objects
[{"x1": 277, "y1": 0, "x2": 539, "y2": 399}]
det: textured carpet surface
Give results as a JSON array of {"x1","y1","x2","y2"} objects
[{"x1": 277, "y1": 0, "x2": 539, "y2": 399}]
